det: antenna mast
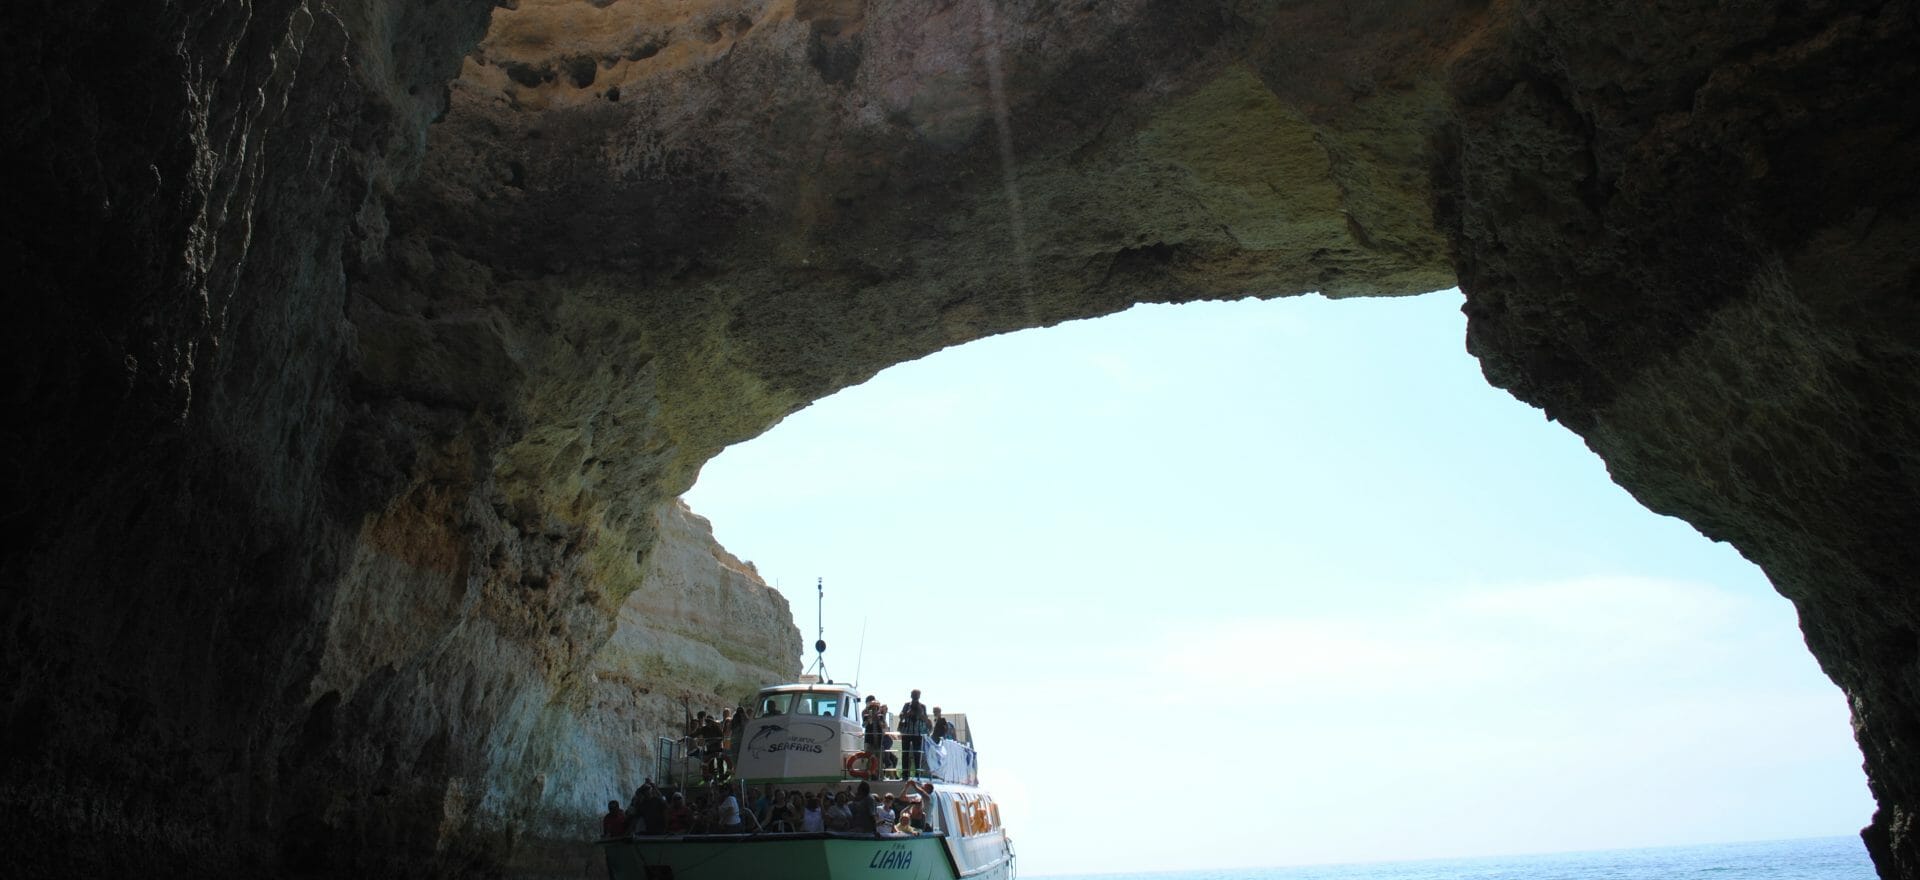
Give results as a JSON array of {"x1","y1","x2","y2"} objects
[
  {"x1": 805, "y1": 577, "x2": 832, "y2": 683},
  {"x1": 852, "y1": 617, "x2": 867, "y2": 689}
]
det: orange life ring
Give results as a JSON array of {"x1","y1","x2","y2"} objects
[{"x1": 844, "y1": 751, "x2": 878, "y2": 779}]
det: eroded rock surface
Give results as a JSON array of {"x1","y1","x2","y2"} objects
[{"x1": 5, "y1": 0, "x2": 1917, "y2": 877}]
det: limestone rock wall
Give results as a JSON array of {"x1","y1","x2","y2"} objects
[
  {"x1": 3, "y1": 0, "x2": 500, "y2": 875},
  {"x1": 2, "y1": 0, "x2": 800, "y2": 876},
  {"x1": 288, "y1": 488, "x2": 795, "y2": 875},
  {"x1": 1439, "y1": 2, "x2": 1920, "y2": 869},
  {"x1": 6, "y1": 0, "x2": 1920, "y2": 878}
]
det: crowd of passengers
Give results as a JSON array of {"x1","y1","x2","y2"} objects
[
  {"x1": 677, "y1": 688, "x2": 959, "y2": 785},
  {"x1": 679, "y1": 704, "x2": 744, "y2": 784},
  {"x1": 601, "y1": 779, "x2": 937, "y2": 838}
]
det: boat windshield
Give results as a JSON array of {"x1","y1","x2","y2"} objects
[{"x1": 758, "y1": 691, "x2": 845, "y2": 717}]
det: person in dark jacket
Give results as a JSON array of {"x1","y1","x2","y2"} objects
[
  {"x1": 849, "y1": 781, "x2": 878, "y2": 835},
  {"x1": 899, "y1": 690, "x2": 929, "y2": 776}
]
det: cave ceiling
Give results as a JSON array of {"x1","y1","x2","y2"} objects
[{"x1": 5, "y1": 0, "x2": 1919, "y2": 877}]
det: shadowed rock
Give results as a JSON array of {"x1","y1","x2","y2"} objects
[{"x1": 3, "y1": 0, "x2": 1916, "y2": 877}]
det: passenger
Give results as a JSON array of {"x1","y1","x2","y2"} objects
[
  {"x1": 687, "y1": 793, "x2": 708, "y2": 834},
  {"x1": 824, "y1": 791, "x2": 851, "y2": 831},
  {"x1": 683, "y1": 703, "x2": 715, "y2": 780},
  {"x1": 639, "y1": 786, "x2": 667, "y2": 835},
  {"x1": 685, "y1": 709, "x2": 708, "y2": 760},
  {"x1": 791, "y1": 791, "x2": 821, "y2": 830},
  {"x1": 601, "y1": 800, "x2": 628, "y2": 839},
  {"x1": 764, "y1": 792, "x2": 786, "y2": 831},
  {"x1": 901, "y1": 791, "x2": 931, "y2": 833},
  {"x1": 861, "y1": 695, "x2": 887, "y2": 755},
  {"x1": 802, "y1": 794, "x2": 825, "y2": 832},
  {"x1": 665, "y1": 793, "x2": 693, "y2": 834},
  {"x1": 868, "y1": 794, "x2": 894, "y2": 836},
  {"x1": 768, "y1": 791, "x2": 791, "y2": 830},
  {"x1": 713, "y1": 786, "x2": 744, "y2": 833},
  {"x1": 698, "y1": 712, "x2": 725, "y2": 781},
  {"x1": 849, "y1": 782, "x2": 877, "y2": 835},
  {"x1": 729, "y1": 705, "x2": 748, "y2": 770},
  {"x1": 751, "y1": 785, "x2": 774, "y2": 827},
  {"x1": 899, "y1": 690, "x2": 928, "y2": 775},
  {"x1": 932, "y1": 707, "x2": 956, "y2": 742},
  {"x1": 876, "y1": 792, "x2": 898, "y2": 828}
]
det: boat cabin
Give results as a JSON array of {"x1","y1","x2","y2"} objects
[{"x1": 734, "y1": 683, "x2": 979, "y2": 787}]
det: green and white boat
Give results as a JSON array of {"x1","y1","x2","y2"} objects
[{"x1": 600, "y1": 679, "x2": 1016, "y2": 880}]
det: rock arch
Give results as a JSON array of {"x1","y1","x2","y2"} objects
[{"x1": 4, "y1": 0, "x2": 1916, "y2": 876}]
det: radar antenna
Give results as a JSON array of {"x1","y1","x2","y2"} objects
[{"x1": 804, "y1": 577, "x2": 832, "y2": 683}]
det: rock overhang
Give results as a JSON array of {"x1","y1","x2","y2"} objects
[{"x1": 7, "y1": 0, "x2": 1920, "y2": 877}]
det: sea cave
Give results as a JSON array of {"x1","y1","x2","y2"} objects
[{"x1": 4, "y1": 0, "x2": 1918, "y2": 877}]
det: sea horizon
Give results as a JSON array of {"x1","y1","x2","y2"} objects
[{"x1": 1030, "y1": 833, "x2": 1875, "y2": 879}]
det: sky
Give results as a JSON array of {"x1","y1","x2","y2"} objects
[{"x1": 680, "y1": 290, "x2": 1873, "y2": 876}]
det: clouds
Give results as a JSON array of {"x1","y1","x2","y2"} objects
[
  {"x1": 1089, "y1": 575, "x2": 1815, "y2": 713},
  {"x1": 988, "y1": 575, "x2": 1860, "y2": 873}
]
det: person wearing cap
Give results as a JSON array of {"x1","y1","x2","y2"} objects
[{"x1": 932, "y1": 707, "x2": 955, "y2": 743}]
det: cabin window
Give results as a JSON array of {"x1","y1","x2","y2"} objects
[
  {"x1": 761, "y1": 691, "x2": 842, "y2": 717},
  {"x1": 790, "y1": 692, "x2": 840, "y2": 716}
]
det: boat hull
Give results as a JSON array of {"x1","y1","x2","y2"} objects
[{"x1": 601, "y1": 833, "x2": 1013, "y2": 880}]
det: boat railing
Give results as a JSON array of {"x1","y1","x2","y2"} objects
[{"x1": 858, "y1": 729, "x2": 978, "y2": 785}]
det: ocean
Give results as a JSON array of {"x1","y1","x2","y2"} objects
[{"x1": 1034, "y1": 836, "x2": 1876, "y2": 880}]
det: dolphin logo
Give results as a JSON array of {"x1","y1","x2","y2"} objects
[
  {"x1": 747, "y1": 721, "x2": 839, "y2": 758},
  {"x1": 748, "y1": 724, "x2": 786, "y2": 757}
]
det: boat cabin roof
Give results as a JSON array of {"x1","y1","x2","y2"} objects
[
  {"x1": 756, "y1": 682, "x2": 858, "y2": 695},
  {"x1": 752, "y1": 683, "x2": 863, "y2": 720}
]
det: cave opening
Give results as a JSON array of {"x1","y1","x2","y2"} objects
[
  {"x1": 11, "y1": 0, "x2": 1919, "y2": 876},
  {"x1": 682, "y1": 292, "x2": 1870, "y2": 875}
]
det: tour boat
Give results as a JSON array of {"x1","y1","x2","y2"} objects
[{"x1": 598, "y1": 678, "x2": 1016, "y2": 880}]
